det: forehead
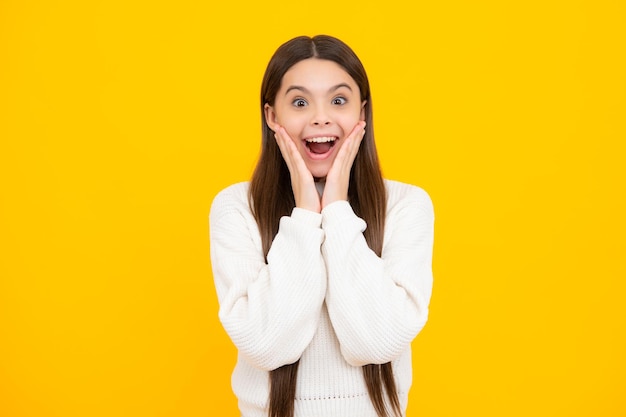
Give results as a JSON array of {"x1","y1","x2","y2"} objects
[{"x1": 281, "y1": 58, "x2": 358, "y2": 91}]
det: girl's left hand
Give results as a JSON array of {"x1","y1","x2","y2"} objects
[{"x1": 321, "y1": 121, "x2": 366, "y2": 209}]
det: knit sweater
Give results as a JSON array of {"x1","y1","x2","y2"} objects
[{"x1": 209, "y1": 179, "x2": 434, "y2": 417}]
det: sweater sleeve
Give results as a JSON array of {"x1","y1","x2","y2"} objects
[
  {"x1": 321, "y1": 185, "x2": 434, "y2": 366},
  {"x1": 209, "y1": 186, "x2": 326, "y2": 371}
]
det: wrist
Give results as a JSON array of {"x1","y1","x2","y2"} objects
[
  {"x1": 296, "y1": 197, "x2": 321, "y2": 213},
  {"x1": 321, "y1": 190, "x2": 347, "y2": 209}
]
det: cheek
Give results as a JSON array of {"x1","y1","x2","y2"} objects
[
  {"x1": 282, "y1": 124, "x2": 301, "y2": 142},
  {"x1": 338, "y1": 114, "x2": 362, "y2": 134},
  {"x1": 279, "y1": 117, "x2": 306, "y2": 140}
]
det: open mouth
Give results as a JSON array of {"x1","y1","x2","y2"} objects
[{"x1": 304, "y1": 136, "x2": 338, "y2": 155}]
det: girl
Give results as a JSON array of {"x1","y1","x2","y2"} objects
[{"x1": 210, "y1": 35, "x2": 434, "y2": 417}]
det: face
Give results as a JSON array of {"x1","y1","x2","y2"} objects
[{"x1": 265, "y1": 58, "x2": 366, "y2": 180}]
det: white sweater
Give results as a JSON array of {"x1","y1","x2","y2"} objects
[{"x1": 209, "y1": 180, "x2": 434, "y2": 417}]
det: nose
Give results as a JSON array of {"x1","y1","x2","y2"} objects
[{"x1": 311, "y1": 104, "x2": 331, "y2": 126}]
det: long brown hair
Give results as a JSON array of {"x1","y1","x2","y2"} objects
[{"x1": 249, "y1": 35, "x2": 401, "y2": 417}]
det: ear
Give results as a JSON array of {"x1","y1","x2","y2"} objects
[
  {"x1": 264, "y1": 103, "x2": 278, "y2": 132},
  {"x1": 360, "y1": 100, "x2": 367, "y2": 120}
]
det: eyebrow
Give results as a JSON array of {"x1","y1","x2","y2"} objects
[{"x1": 284, "y1": 83, "x2": 353, "y2": 95}]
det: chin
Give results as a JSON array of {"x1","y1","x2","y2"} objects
[{"x1": 309, "y1": 167, "x2": 330, "y2": 180}]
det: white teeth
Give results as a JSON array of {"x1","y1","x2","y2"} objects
[{"x1": 305, "y1": 136, "x2": 336, "y2": 143}]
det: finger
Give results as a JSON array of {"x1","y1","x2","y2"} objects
[
  {"x1": 350, "y1": 120, "x2": 366, "y2": 138},
  {"x1": 275, "y1": 126, "x2": 312, "y2": 180},
  {"x1": 335, "y1": 121, "x2": 366, "y2": 172},
  {"x1": 274, "y1": 127, "x2": 320, "y2": 212},
  {"x1": 347, "y1": 121, "x2": 366, "y2": 153},
  {"x1": 274, "y1": 126, "x2": 299, "y2": 173}
]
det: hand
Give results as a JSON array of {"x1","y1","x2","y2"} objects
[
  {"x1": 274, "y1": 125, "x2": 321, "y2": 213},
  {"x1": 321, "y1": 121, "x2": 366, "y2": 209}
]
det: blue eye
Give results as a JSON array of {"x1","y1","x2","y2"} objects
[
  {"x1": 332, "y1": 97, "x2": 347, "y2": 105},
  {"x1": 293, "y1": 98, "x2": 308, "y2": 107}
]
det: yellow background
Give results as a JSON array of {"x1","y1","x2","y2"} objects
[{"x1": 1, "y1": 0, "x2": 625, "y2": 416}]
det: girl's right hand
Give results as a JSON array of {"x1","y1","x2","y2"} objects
[{"x1": 274, "y1": 126, "x2": 321, "y2": 213}]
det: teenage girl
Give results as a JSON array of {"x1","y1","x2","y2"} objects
[{"x1": 210, "y1": 35, "x2": 434, "y2": 417}]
